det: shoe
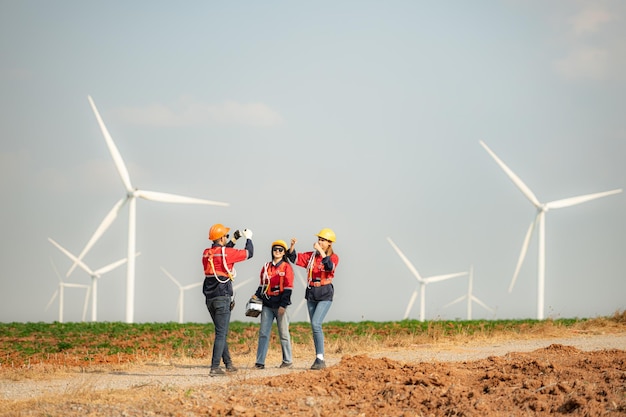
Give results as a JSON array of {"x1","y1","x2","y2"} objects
[
  {"x1": 310, "y1": 358, "x2": 326, "y2": 370},
  {"x1": 210, "y1": 367, "x2": 226, "y2": 377},
  {"x1": 225, "y1": 365, "x2": 238, "y2": 373},
  {"x1": 279, "y1": 362, "x2": 293, "y2": 369},
  {"x1": 254, "y1": 363, "x2": 265, "y2": 369}
]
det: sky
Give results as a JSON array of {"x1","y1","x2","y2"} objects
[{"x1": 1, "y1": 1, "x2": 625, "y2": 324}]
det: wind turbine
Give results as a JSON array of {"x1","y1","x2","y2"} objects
[
  {"x1": 161, "y1": 266, "x2": 202, "y2": 323},
  {"x1": 480, "y1": 140, "x2": 622, "y2": 319},
  {"x1": 291, "y1": 269, "x2": 308, "y2": 321},
  {"x1": 443, "y1": 265, "x2": 495, "y2": 320},
  {"x1": 46, "y1": 257, "x2": 90, "y2": 323},
  {"x1": 66, "y1": 95, "x2": 229, "y2": 323},
  {"x1": 161, "y1": 267, "x2": 253, "y2": 323},
  {"x1": 387, "y1": 237, "x2": 467, "y2": 322},
  {"x1": 49, "y1": 237, "x2": 138, "y2": 322}
]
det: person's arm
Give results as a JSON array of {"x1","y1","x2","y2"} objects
[{"x1": 287, "y1": 237, "x2": 297, "y2": 263}]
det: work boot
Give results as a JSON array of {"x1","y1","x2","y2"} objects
[
  {"x1": 225, "y1": 364, "x2": 238, "y2": 373},
  {"x1": 279, "y1": 362, "x2": 293, "y2": 369},
  {"x1": 209, "y1": 367, "x2": 226, "y2": 377},
  {"x1": 254, "y1": 363, "x2": 265, "y2": 369},
  {"x1": 310, "y1": 358, "x2": 326, "y2": 370}
]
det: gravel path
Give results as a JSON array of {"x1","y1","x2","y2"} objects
[{"x1": 2, "y1": 333, "x2": 625, "y2": 402}]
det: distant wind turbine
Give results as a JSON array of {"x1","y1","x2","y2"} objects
[
  {"x1": 49, "y1": 237, "x2": 138, "y2": 322},
  {"x1": 443, "y1": 265, "x2": 495, "y2": 320},
  {"x1": 46, "y1": 257, "x2": 90, "y2": 323},
  {"x1": 387, "y1": 237, "x2": 467, "y2": 322},
  {"x1": 480, "y1": 140, "x2": 622, "y2": 319},
  {"x1": 66, "y1": 95, "x2": 229, "y2": 323},
  {"x1": 161, "y1": 267, "x2": 252, "y2": 323}
]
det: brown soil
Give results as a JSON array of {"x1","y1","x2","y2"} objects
[{"x1": 1, "y1": 332, "x2": 625, "y2": 416}]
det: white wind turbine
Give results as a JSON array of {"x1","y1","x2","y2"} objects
[
  {"x1": 443, "y1": 265, "x2": 495, "y2": 320},
  {"x1": 66, "y1": 96, "x2": 229, "y2": 323},
  {"x1": 387, "y1": 237, "x2": 468, "y2": 322},
  {"x1": 480, "y1": 140, "x2": 622, "y2": 320},
  {"x1": 46, "y1": 257, "x2": 90, "y2": 323},
  {"x1": 292, "y1": 269, "x2": 308, "y2": 321},
  {"x1": 161, "y1": 267, "x2": 253, "y2": 323},
  {"x1": 49, "y1": 237, "x2": 138, "y2": 322}
]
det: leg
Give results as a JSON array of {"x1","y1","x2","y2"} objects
[
  {"x1": 207, "y1": 296, "x2": 232, "y2": 370},
  {"x1": 276, "y1": 307, "x2": 292, "y2": 365},
  {"x1": 307, "y1": 299, "x2": 332, "y2": 357},
  {"x1": 255, "y1": 306, "x2": 275, "y2": 366}
]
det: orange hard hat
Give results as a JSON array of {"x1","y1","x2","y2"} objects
[
  {"x1": 316, "y1": 228, "x2": 336, "y2": 243},
  {"x1": 208, "y1": 223, "x2": 230, "y2": 241}
]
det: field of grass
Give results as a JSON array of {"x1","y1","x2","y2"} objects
[{"x1": 1, "y1": 311, "x2": 625, "y2": 369}]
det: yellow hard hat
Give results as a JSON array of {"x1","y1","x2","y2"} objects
[
  {"x1": 208, "y1": 223, "x2": 230, "y2": 241},
  {"x1": 271, "y1": 240, "x2": 288, "y2": 250},
  {"x1": 316, "y1": 228, "x2": 336, "y2": 243}
]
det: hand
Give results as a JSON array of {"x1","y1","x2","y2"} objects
[
  {"x1": 243, "y1": 229, "x2": 253, "y2": 239},
  {"x1": 278, "y1": 306, "x2": 286, "y2": 316},
  {"x1": 290, "y1": 237, "x2": 297, "y2": 251},
  {"x1": 233, "y1": 230, "x2": 242, "y2": 240},
  {"x1": 314, "y1": 241, "x2": 326, "y2": 256}
]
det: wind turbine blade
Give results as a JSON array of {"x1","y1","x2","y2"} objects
[
  {"x1": 509, "y1": 216, "x2": 538, "y2": 293},
  {"x1": 67, "y1": 197, "x2": 126, "y2": 277},
  {"x1": 443, "y1": 295, "x2": 466, "y2": 309},
  {"x1": 233, "y1": 277, "x2": 253, "y2": 291},
  {"x1": 49, "y1": 238, "x2": 95, "y2": 276},
  {"x1": 293, "y1": 299, "x2": 306, "y2": 318},
  {"x1": 45, "y1": 290, "x2": 59, "y2": 311},
  {"x1": 471, "y1": 296, "x2": 495, "y2": 313},
  {"x1": 81, "y1": 286, "x2": 91, "y2": 322},
  {"x1": 46, "y1": 257, "x2": 61, "y2": 311},
  {"x1": 403, "y1": 290, "x2": 418, "y2": 319},
  {"x1": 387, "y1": 237, "x2": 423, "y2": 282},
  {"x1": 295, "y1": 269, "x2": 307, "y2": 287},
  {"x1": 480, "y1": 140, "x2": 541, "y2": 208},
  {"x1": 136, "y1": 190, "x2": 229, "y2": 207},
  {"x1": 546, "y1": 189, "x2": 622, "y2": 210},
  {"x1": 62, "y1": 283, "x2": 91, "y2": 289},
  {"x1": 94, "y1": 257, "x2": 131, "y2": 276},
  {"x1": 182, "y1": 282, "x2": 203, "y2": 291},
  {"x1": 49, "y1": 256, "x2": 62, "y2": 281},
  {"x1": 424, "y1": 271, "x2": 467, "y2": 284},
  {"x1": 160, "y1": 267, "x2": 182, "y2": 288},
  {"x1": 87, "y1": 96, "x2": 134, "y2": 192}
]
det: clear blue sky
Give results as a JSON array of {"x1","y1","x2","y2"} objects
[{"x1": 1, "y1": 1, "x2": 624, "y2": 323}]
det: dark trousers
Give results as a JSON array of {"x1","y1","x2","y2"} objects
[{"x1": 206, "y1": 295, "x2": 233, "y2": 369}]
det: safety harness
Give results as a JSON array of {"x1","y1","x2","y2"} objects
[
  {"x1": 261, "y1": 262, "x2": 287, "y2": 297},
  {"x1": 204, "y1": 246, "x2": 236, "y2": 283},
  {"x1": 306, "y1": 254, "x2": 333, "y2": 288}
]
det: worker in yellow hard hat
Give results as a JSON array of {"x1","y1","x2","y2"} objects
[
  {"x1": 202, "y1": 223, "x2": 254, "y2": 377},
  {"x1": 250, "y1": 239, "x2": 295, "y2": 369},
  {"x1": 287, "y1": 228, "x2": 339, "y2": 370}
]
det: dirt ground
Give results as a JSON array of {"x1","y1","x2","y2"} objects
[{"x1": 1, "y1": 332, "x2": 625, "y2": 416}]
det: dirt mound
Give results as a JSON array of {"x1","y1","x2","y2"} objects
[{"x1": 227, "y1": 346, "x2": 625, "y2": 416}]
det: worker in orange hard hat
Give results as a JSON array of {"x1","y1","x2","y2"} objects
[
  {"x1": 287, "y1": 228, "x2": 339, "y2": 370},
  {"x1": 250, "y1": 239, "x2": 295, "y2": 369},
  {"x1": 202, "y1": 223, "x2": 254, "y2": 376}
]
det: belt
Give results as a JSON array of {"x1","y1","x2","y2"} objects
[{"x1": 309, "y1": 279, "x2": 332, "y2": 287}]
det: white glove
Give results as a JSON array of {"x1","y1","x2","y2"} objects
[{"x1": 242, "y1": 229, "x2": 253, "y2": 239}]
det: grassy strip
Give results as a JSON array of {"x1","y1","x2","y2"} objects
[{"x1": 1, "y1": 312, "x2": 624, "y2": 368}]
